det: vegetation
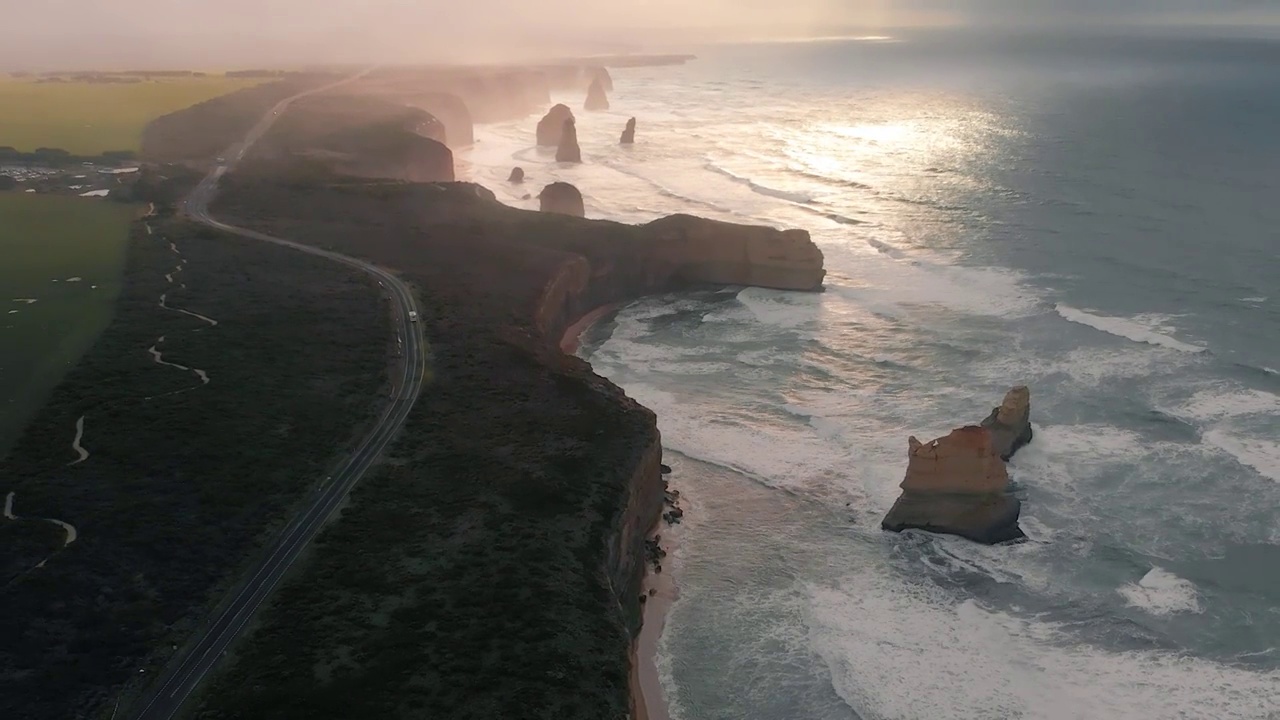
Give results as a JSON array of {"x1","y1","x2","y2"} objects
[
  {"x1": 0, "y1": 215, "x2": 390, "y2": 720},
  {"x1": 181, "y1": 176, "x2": 664, "y2": 719},
  {"x1": 141, "y1": 77, "x2": 329, "y2": 163},
  {"x1": 0, "y1": 75, "x2": 268, "y2": 155},
  {"x1": 0, "y1": 194, "x2": 136, "y2": 456}
]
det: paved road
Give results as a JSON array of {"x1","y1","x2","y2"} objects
[{"x1": 131, "y1": 69, "x2": 427, "y2": 720}]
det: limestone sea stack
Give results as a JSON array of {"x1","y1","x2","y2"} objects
[
  {"x1": 536, "y1": 104, "x2": 575, "y2": 146},
  {"x1": 556, "y1": 118, "x2": 582, "y2": 163},
  {"x1": 981, "y1": 385, "x2": 1033, "y2": 461},
  {"x1": 585, "y1": 76, "x2": 610, "y2": 111},
  {"x1": 539, "y1": 181, "x2": 585, "y2": 217},
  {"x1": 620, "y1": 117, "x2": 636, "y2": 144},
  {"x1": 508, "y1": 167, "x2": 525, "y2": 183},
  {"x1": 881, "y1": 426, "x2": 1025, "y2": 544},
  {"x1": 589, "y1": 65, "x2": 614, "y2": 92}
]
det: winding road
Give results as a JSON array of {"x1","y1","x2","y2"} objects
[{"x1": 130, "y1": 69, "x2": 428, "y2": 720}]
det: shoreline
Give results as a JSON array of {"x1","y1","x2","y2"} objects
[
  {"x1": 559, "y1": 305, "x2": 674, "y2": 720},
  {"x1": 559, "y1": 303, "x2": 620, "y2": 355},
  {"x1": 633, "y1": 519, "x2": 677, "y2": 720}
]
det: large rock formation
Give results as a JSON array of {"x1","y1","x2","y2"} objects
[
  {"x1": 981, "y1": 385, "x2": 1033, "y2": 461},
  {"x1": 413, "y1": 92, "x2": 473, "y2": 147},
  {"x1": 556, "y1": 118, "x2": 582, "y2": 163},
  {"x1": 585, "y1": 76, "x2": 610, "y2": 111},
  {"x1": 589, "y1": 66, "x2": 614, "y2": 92},
  {"x1": 537, "y1": 104, "x2": 575, "y2": 146},
  {"x1": 640, "y1": 214, "x2": 825, "y2": 290},
  {"x1": 539, "y1": 181, "x2": 585, "y2": 217},
  {"x1": 620, "y1": 117, "x2": 636, "y2": 145},
  {"x1": 881, "y1": 426, "x2": 1024, "y2": 544}
]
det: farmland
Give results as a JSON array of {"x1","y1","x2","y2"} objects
[
  {"x1": 0, "y1": 193, "x2": 135, "y2": 456},
  {"x1": 0, "y1": 75, "x2": 263, "y2": 155}
]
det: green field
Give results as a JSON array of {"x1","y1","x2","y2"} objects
[
  {"x1": 0, "y1": 76, "x2": 262, "y2": 155},
  {"x1": 0, "y1": 194, "x2": 135, "y2": 456}
]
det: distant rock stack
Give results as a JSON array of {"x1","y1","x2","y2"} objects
[
  {"x1": 536, "y1": 104, "x2": 575, "y2": 146},
  {"x1": 539, "y1": 181, "x2": 585, "y2": 217},
  {"x1": 980, "y1": 385, "x2": 1033, "y2": 461},
  {"x1": 508, "y1": 167, "x2": 525, "y2": 183},
  {"x1": 585, "y1": 77, "x2": 610, "y2": 111},
  {"x1": 881, "y1": 387, "x2": 1035, "y2": 544},
  {"x1": 620, "y1": 117, "x2": 636, "y2": 145},
  {"x1": 556, "y1": 118, "x2": 582, "y2": 163},
  {"x1": 589, "y1": 66, "x2": 614, "y2": 92}
]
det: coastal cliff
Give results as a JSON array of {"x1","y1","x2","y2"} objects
[{"x1": 195, "y1": 170, "x2": 823, "y2": 719}]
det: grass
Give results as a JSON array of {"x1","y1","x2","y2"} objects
[
  {"x1": 0, "y1": 77, "x2": 263, "y2": 155},
  {"x1": 0, "y1": 215, "x2": 390, "y2": 720},
  {"x1": 0, "y1": 194, "x2": 136, "y2": 457}
]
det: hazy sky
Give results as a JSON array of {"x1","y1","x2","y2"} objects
[{"x1": 5, "y1": 0, "x2": 1280, "y2": 68}]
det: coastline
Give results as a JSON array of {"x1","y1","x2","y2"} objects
[
  {"x1": 560, "y1": 305, "x2": 674, "y2": 720},
  {"x1": 559, "y1": 303, "x2": 619, "y2": 355},
  {"x1": 634, "y1": 519, "x2": 677, "y2": 720}
]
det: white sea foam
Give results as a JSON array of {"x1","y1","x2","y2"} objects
[
  {"x1": 809, "y1": 574, "x2": 1279, "y2": 720},
  {"x1": 1055, "y1": 304, "x2": 1206, "y2": 353},
  {"x1": 1172, "y1": 387, "x2": 1280, "y2": 421},
  {"x1": 1202, "y1": 429, "x2": 1280, "y2": 483},
  {"x1": 1117, "y1": 567, "x2": 1203, "y2": 615},
  {"x1": 11, "y1": 298, "x2": 38, "y2": 304},
  {"x1": 78, "y1": 189, "x2": 110, "y2": 197},
  {"x1": 828, "y1": 245, "x2": 1041, "y2": 319}
]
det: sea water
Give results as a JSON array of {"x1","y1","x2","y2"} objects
[{"x1": 461, "y1": 30, "x2": 1280, "y2": 719}]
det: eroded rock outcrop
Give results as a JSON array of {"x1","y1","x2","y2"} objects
[
  {"x1": 413, "y1": 92, "x2": 473, "y2": 147},
  {"x1": 641, "y1": 214, "x2": 825, "y2": 291},
  {"x1": 590, "y1": 66, "x2": 614, "y2": 92},
  {"x1": 981, "y1": 385, "x2": 1033, "y2": 461},
  {"x1": 585, "y1": 76, "x2": 610, "y2": 111},
  {"x1": 537, "y1": 104, "x2": 575, "y2": 146},
  {"x1": 509, "y1": 167, "x2": 525, "y2": 183},
  {"x1": 539, "y1": 181, "x2": 585, "y2": 217},
  {"x1": 620, "y1": 117, "x2": 636, "y2": 144},
  {"x1": 556, "y1": 118, "x2": 582, "y2": 163},
  {"x1": 881, "y1": 426, "x2": 1024, "y2": 544}
]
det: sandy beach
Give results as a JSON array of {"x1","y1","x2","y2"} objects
[
  {"x1": 633, "y1": 522, "x2": 677, "y2": 720},
  {"x1": 560, "y1": 305, "x2": 675, "y2": 720}
]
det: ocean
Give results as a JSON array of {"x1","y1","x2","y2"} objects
[{"x1": 461, "y1": 30, "x2": 1280, "y2": 720}]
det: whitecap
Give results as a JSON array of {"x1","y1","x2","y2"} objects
[
  {"x1": 809, "y1": 574, "x2": 1279, "y2": 720},
  {"x1": 64, "y1": 277, "x2": 83, "y2": 283},
  {"x1": 1117, "y1": 567, "x2": 1203, "y2": 615},
  {"x1": 1170, "y1": 387, "x2": 1280, "y2": 422},
  {"x1": 1055, "y1": 304, "x2": 1206, "y2": 353},
  {"x1": 79, "y1": 189, "x2": 110, "y2": 197},
  {"x1": 1201, "y1": 429, "x2": 1280, "y2": 483}
]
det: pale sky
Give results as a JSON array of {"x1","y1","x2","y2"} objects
[{"x1": 4, "y1": 1, "x2": 1279, "y2": 68}]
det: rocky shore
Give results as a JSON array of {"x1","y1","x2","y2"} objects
[{"x1": 197, "y1": 142, "x2": 824, "y2": 716}]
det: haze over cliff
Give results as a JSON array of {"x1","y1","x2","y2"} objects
[{"x1": 6, "y1": 0, "x2": 1280, "y2": 69}]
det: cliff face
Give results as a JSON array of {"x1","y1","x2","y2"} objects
[
  {"x1": 411, "y1": 92, "x2": 473, "y2": 147},
  {"x1": 642, "y1": 214, "x2": 826, "y2": 291},
  {"x1": 206, "y1": 177, "x2": 824, "y2": 718}
]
